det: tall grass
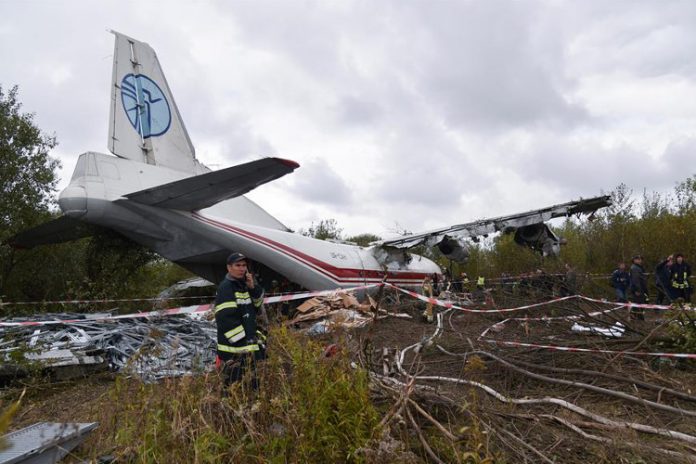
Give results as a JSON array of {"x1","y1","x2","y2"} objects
[{"x1": 95, "y1": 327, "x2": 379, "y2": 463}]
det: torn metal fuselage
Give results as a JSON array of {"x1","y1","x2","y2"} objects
[{"x1": 372, "y1": 196, "x2": 611, "y2": 263}]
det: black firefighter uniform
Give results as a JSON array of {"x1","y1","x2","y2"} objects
[{"x1": 214, "y1": 275, "x2": 266, "y2": 384}]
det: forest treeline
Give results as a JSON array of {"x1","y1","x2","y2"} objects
[
  {"x1": 0, "y1": 85, "x2": 190, "y2": 310},
  {"x1": 456, "y1": 180, "x2": 696, "y2": 282}
]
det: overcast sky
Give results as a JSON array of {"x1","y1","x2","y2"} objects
[{"x1": 2, "y1": 0, "x2": 695, "y2": 237}]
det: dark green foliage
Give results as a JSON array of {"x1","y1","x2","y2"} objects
[
  {"x1": 0, "y1": 85, "x2": 60, "y2": 297},
  {"x1": 345, "y1": 233, "x2": 382, "y2": 247},
  {"x1": 0, "y1": 85, "x2": 59, "y2": 233},
  {"x1": 0, "y1": 86, "x2": 191, "y2": 308},
  {"x1": 301, "y1": 218, "x2": 344, "y2": 241}
]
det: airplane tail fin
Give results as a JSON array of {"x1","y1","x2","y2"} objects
[{"x1": 108, "y1": 30, "x2": 201, "y2": 174}]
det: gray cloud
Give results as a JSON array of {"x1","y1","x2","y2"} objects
[
  {"x1": 332, "y1": 95, "x2": 382, "y2": 127},
  {"x1": 2, "y1": 1, "x2": 696, "y2": 237},
  {"x1": 287, "y1": 158, "x2": 352, "y2": 206},
  {"x1": 509, "y1": 134, "x2": 696, "y2": 196}
]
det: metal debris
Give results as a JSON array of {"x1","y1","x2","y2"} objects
[
  {"x1": 0, "y1": 422, "x2": 97, "y2": 464},
  {"x1": 571, "y1": 321, "x2": 625, "y2": 338},
  {"x1": 0, "y1": 313, "x2": 216, "y2": 382}
]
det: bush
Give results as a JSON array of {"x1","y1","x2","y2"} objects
[{"x1": 96, "y1": 327, "x2": 379, "y2": 463}]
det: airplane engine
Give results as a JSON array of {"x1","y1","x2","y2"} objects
[
  {"x1": 513, "y1": 223, "x2": 563, "y2": 257},
  {"x1": 437, "y1": 237, "x2": 470, "y2": 263}
]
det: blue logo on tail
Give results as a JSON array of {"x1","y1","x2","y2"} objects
[{"x1": 120, "y1": 74, "x2": 171, "y2": 137}]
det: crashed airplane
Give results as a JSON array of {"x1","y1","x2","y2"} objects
[{"x1": 11, "y1": 31, "x2": 611, "y2": 290}]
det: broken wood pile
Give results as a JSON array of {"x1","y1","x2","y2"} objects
[{"x1": 289, "y1": 292, "x2": 376, "y2": 333}]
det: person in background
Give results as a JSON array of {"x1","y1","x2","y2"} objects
[
  {"x1": 629, "y1": 255, "x2": 648, "y2": 320},
  {"x1": 561, "y1": 263, "x2": 577, "y2": 296},
  {"x1": 611, "y1": 262, "x2": 630, "y2": 303},
  {"x1": 431, "y1": 273, "x2": 440, "y2": 296},
  {"x1": 422, "y1": 275, "x2": 434, "y2": 323},
  {"x1": 670, "y1": 253, "x2": 692, "y2": 303},
  {"x1": 654, "y1": 255, "x2": 673, "y2": 305},
  {"x1": 461, "y1": 272, "x2": 470, "y2": 293}
]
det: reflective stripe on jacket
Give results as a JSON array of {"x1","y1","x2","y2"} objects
[
  {"x1": 214, "y1": 274, "x2": 264, "y2": 360},
  {"x1": 671, "y1": 262, "x2": 691, "y2": 289}
]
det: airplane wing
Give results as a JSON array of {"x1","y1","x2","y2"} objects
[
  {"x1": 124, "y1": 157, "x2": 300, "y2": 211},
  {"x1": 7, "y1": 216, "x2": 96, "y2": 249},
  {"x1": 372, "y1": 195, "x2": 611, "y2": 261}
]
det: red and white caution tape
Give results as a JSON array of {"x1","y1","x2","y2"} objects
[
  {"x1": 479, "y1": 305, "x2": 626, "y2": 338},
  {"x1": 388, "y1": 283, "x2": 695, "y2": 314},
  {"x1": 385, "y1": 283, "x2": 578, "y2": 313},
  {"x1": 0, "y1": 283, "x2": 381, "y2": 327},
  {"x1": 482, "y1": 339, "x2": 696, "y2": 360},
  {"x1": 262, "y1": 283, "x2": 380, "y2": 304},
  {"x1": 576, "y1": 295, "x2": 695, "y2": 311},
  {"x1": 0, "y1": 304, "x2": 214, "y2": 327},
  {"x1": 0, "y1": 295, "x2": 217, "y2": 307}
]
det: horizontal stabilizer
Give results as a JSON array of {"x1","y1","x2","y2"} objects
[
  {"x1": 124, "y1": 157, "x2": 300, "y2": 211},
  {"x1": 7, "y1": 216, "x2": 95, "y2": 249}
]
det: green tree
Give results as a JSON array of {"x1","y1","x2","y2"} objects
[
  {"x1": 0, "y1": 85, "x2": 59, "y2": 232},
  {"x1": 345, "y1": 233, "x2": 381, "y2": 247},
  {"x1": 301, "y1": 218, "x2": 343, "y2": 241},
  {"x1": 0, "y1": 86, "x2": 185, "y2": 308},
  {"x1": 0, "y1": 85, "x2": 60, "y2": 296}
]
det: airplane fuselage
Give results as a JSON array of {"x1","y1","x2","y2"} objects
[{"x1": 60, "y1": 152, "x2": 440, "y2": 289}]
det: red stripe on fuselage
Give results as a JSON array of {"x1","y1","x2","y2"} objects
[{"x1": 192, "y1": 213, "x2": 432, "y2": 284}]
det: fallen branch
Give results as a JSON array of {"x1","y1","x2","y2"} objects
[
  {"x1": 489, "y1": 421, "x2": 555, "y2": 464},
  {"x1": 407, "y1": 398, "x2": 459, "y2": 442},
  {"x1": 410, "y1": 373, "x2": 696, "y2": 445},
  {"x1": 439, "y1": 347, "x2": 696, "y2": 419},
  {"x1": 499, "y1": 411, "x2": 696, "y2": 463},
  {"x1": 405, "y1": 405, "x2": 446, "y2": 464},
  {"x1": 484, "y1": 352, "x2": 696, "y2": 402}
]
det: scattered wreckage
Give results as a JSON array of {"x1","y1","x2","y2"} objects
[
  {"x1": 0, "y1": 310, "x2": 216, "y2": 383},
  {"x1": 0, "y1": 289, "x2": 399, "y2": 383},
  {"x1": 0, "y1": 422, "x2": 97, "y2": 464}
]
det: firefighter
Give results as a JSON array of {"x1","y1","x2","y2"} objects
[
  {"x1": 214, "y1": 252, "x2": 266, "y2": 388},
  {"x1": 670, "y1": 253, "x2": 692, "y2": 303}
]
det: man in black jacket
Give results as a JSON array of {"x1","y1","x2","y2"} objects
[
  {"x1": 629, "y1": 255, "x2": 648, "y2": 320},
  {"x1": 670, "y1": 253, "x2": 692, "y2": 303},
  {"x1": 655, "y1": 255, "x2": 673, "y2": 305},
  {"x1": 610, "y1": 262, "x2": 630, "y2": 303},
  {"x1": 214, "y1": 252, "x2": 266, "y2": 387}
]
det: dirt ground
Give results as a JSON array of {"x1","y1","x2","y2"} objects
[{"x1": 3, "y1": 288, "x2": 696, "y2": 463}]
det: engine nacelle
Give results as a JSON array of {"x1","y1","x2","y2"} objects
[
  {"x1": 437, "y1": 237, "x2": 470, "y2": 263},
  {"x1": 513, "y1": 223, "x2": 562, "y2": 257}
]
